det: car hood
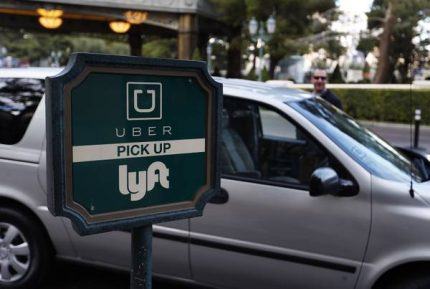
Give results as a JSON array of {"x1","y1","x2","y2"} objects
[{"x1": 415, "y1": 181, "x2": 430, "y2": 204}]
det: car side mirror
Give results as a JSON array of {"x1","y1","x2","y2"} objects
[
  {"x1": 209, "y1": 188, "x2": 229, "y2": 204},
  {"x1": 309, "y1": 167, "x2": 358, "y2": 197}
]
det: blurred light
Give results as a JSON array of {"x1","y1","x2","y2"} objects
[
  {"x1": 37, "y1": 8, "x2": 63, "y2": 18},
  {"x1": 109, "y1": 21, "x2": 131, "y2": 33},
  {"x1": 124, "y1": 11, "x2": 148, "y2": 24},
  {"x1": 267, "y1": 15, "x2": 276, "y2": 34},
  {"x1": 39, "y1": 17, "x2": 63, "y2": 29},
  {"x1": 206, "y1": 45, "x2": 212, "y2": 55},
  {"x1": 37, "y1": 8, "x2": 63, "y2": 30},
  {"x1": 248, "y1": 17, "x2": 258, "y2": 35}
]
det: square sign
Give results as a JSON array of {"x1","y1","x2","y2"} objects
[
  {"x1": 46, "y1": 53, "x2": 222, "y2": 235},
  {"x1": 127, "y1": 82, "x2": 162, "y2": 120}
]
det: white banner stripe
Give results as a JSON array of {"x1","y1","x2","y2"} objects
[{"x1": 73, "y1": 138, "x2": 205, "y2": 163}]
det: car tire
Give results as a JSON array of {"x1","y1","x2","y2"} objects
[
  {"x1": 0, "y1": 207, "x2": 52, "y2": 289},
  {"x1": 380, "y1": 275, "x2": 430, "y2": 289}
]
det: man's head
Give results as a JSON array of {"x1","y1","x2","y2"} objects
[{"x1": 311, "y1": 69, "x2": 327, "y2": 93}]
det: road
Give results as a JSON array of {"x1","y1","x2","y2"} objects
[
  {"x1": 42, "y1": 261, "x2": 129, "y2": 289},
  {"x1": 41, "y1": 261, "x2": 197, "y2": 289},
  {"x1": 362, "y1": 121, "x2": 430, "y2": 150}
]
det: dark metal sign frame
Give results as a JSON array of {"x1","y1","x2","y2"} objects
[{"x1": 46, "y1": 53, "x2": 221, "y2": 235}]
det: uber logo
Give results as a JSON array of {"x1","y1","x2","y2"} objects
[{"x1": 127, "y1": 82, "x2": 162, "y2": 120}]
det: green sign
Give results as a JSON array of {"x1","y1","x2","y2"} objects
[{"x1": 46, "y1": 53, "x2": 221, "y2": 235}]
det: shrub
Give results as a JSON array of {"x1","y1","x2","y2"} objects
[
  {"x1": 332, "y1": 89, "x2": 430, "y2": 125},
  {"x1": 300, "y1": 88, "x2": 430, "y2": 124}
]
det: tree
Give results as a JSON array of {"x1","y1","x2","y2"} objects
[
  {"x1": 0, "y1": 28, "x2": 73, "y2": 64},
  {"x1": 142, "y1": 38, "x2": 177, "y2": 58},
  {"x1": 250, "y1": 0, "x2": 337, "y2": 77},
  {"x1": 209, "y1": 0, "x2": 247, "y2": 78},
  {"x1": 368, "y1": 0, "x2": 430, "y2": 83},
  {"x1": 210, "y1": 0, "x2": 336, "y2": 78},
  {"x1": 0, "y1": 28, "x2": 132, "y2": 65}
]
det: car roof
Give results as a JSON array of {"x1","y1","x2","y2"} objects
[
  {"x1": 0, "y1": 68, "x2": 311, "y2": 103},
  {"x1": 214, "y1": 77, "x2": 311, "y2": 103},
  {"x1": 0, "y1": 67, "x2": 63, "y2": 79}
]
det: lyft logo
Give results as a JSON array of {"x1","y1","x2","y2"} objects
[{"x1": 118, "y1": 162, "x2": 169, "y2": 202}]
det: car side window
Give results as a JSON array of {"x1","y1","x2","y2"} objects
[
  {"x1": 259, "y1": 106, "x2": 297, "y2": 139},
  {"x1": 222, "y1": 97, "x2": 342, "y2": 188},
  {"x1": 258, "y1": 105, "x2": 329, "y2": 186},
  {"x1": 221, "y1": 97, "x2": 261, "y2": 179},
  {"x1": 0, "y1": 78, "x2": 44, "y2": 145}
]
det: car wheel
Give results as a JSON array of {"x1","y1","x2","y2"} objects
[
  {"x1": 0, "y1": 207, "x2": 52, "y2": 289},
  {"x1": 380, "y1": 275, "x2": 430, "y2": 289}
]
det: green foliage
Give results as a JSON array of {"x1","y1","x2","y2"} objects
[
  {"x1": 357, "y1": 37, "x2": 378, "y2": 55},
  {"x1": 244, "y1": 68, "x2": 257, "y2": 80},
  {"x1": 191, "y1": 48, "x2": 202, "y2": 61},
  {"x1": 0, "y1": 27, "x2": 178, "y2": 64},
  {"x1": 302, "y1": 87, "x2": 430, "y2": 124},
  {"x1": 0, "y1": 28, "x2": 133, "y2": 65},
  {"x1": 367, "y1": 0, "x2": 430, "y2": 82},
  {"x1": 210, "y1": 0, "x2": 247, "y2": 29},
  {"x1": 267, "y1": 0, "x2": 337, "y2": 61},
  {"x1": 330, "y1": 64, "x2": 344, "y2": 83},
  {"x1": 332, "y1": 88, "x2": 430, "y2": 124},
  {"x1": 315, "y1": 36, "x2": 344, "y2": 59},
  {"x1": 261, "y1": 67, "x2": 270, "y2": 81},
  {"x1": 0, "y1": 29, "x2": 71, "y2": 64},
  {"x1": 70, "y1": 37, "x2": 129, "y2": 55},
  {"x1": 142, "y1": 38, "x2": 177, "y2": 59},
  {"x1": 210, "y1": 0, "x2": 337, "y2": 76},
  {"x1": 211, "y1": 40, "x2": 229, "y2": 73}
]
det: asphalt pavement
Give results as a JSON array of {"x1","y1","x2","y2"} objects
[
  {"x1": 42, "y1": 261, "x2": 128, "y2": 289},
  {"x1": 41, "y1": 261, "x2": 196, "y2": 289},
  {"x1": 361, "y1": 121, "x2": 430, "y2": 151}
]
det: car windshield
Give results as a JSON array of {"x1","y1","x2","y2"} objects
[
  {"x1": 289, "y1": 97, "x2": 424, "y2": 183},
  {"x1": 0, "y1": 77, "x2": 44, "y2": 144},
  {"x1": 0, "y1": 78, "x2": 44, "y2": 112}
]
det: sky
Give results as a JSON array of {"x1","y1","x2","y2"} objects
[
  {"x1": 332, "y1": 0, "x2": 374, "y2": 41},
  {"x1": 337, "y1": 0, "x2": 373, "y2": 13}
]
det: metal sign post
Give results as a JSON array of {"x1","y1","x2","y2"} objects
[
  {"x1": 131, "y1": 226, "x2": 152, "y2": 289},
  {"x1": 414, "y1": 108, "x2": 421, "y2": 148},
  {"x1": 45, "y1": 53, "x2": 221, "y2": 288}
]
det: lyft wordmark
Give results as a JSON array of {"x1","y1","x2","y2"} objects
[{"x1": 118, "y1": 162, "x2": 170, "y2": 202}]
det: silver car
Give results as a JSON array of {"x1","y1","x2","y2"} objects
[{"x1": 0, "y1": 68, "x2": 429, "y2": 289}]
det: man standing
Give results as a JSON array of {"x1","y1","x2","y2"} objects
[{"x1": 311, "y1": 69, "x2": 343, "y2": 110}]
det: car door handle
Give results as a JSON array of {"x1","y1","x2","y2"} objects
[{"x1": 209, "y1": 188, "x2": 229, "y2": 204}]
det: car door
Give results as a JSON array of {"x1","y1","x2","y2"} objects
[
  {"x1": 63, "y1": 220, "x2": 191, "y2": 279},
  {"x1": 189, "y1": 97, "x2": 371, "y2": 289}
]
